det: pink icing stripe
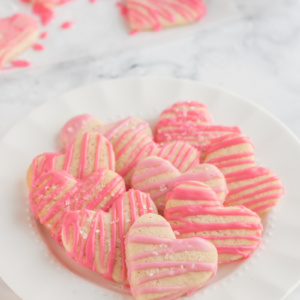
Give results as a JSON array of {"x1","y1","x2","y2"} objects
[
  {"x1": 170, "y1": 221, "x2": 262, "y2": 232},
  {"x1": 197, "y1": 235, "x2": 261, "y2": 241},
  {"x1": 106, "y1": 205, "x2": 117, "y2": 279},
  {"x1": 78, "y1": 132, "x2": 89, "y2": 178},
  {"x1": 207, "y1": 152, "x2": 254, "y2": 164},
  {"x1": 227, "y1": 186, "x2": 283, "y2": 205},
  {"x1": 213, "y1": 159, "x2": 255, "y2": 169},
  {"x1": 205, "y1": 135, "x2": 253, "y2": 155},
  {"x1": 85, "y1": 213, "x2": 96, "y2": 269},
  {"x1": 129, "y1": 190, "x2": 137, "y2": 224},
  {"x1": 226, "y1": 166, "x2": 271, "y2": 183},
  {"x1": 227, "y1": 176, "x2": 277, "y2": 195},
  {"x1": 251, "y1": 202, "x2": 277, "y2": 213}
]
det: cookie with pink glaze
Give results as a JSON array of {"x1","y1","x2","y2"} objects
[
  {"x1": 60, "y1": 114, "x2": 104, "y2": 149},
  {"x1": 0, "y1": 14, "x2": 39, "y2": 67},
  {"x1": 122, "y1": 0, "x2": 206, "y2": 32},
  {"x1": 158, "y1": 101, "x2": 213, "y2": 125},
  {"x1": 131, "y1": 156, "x2": 227, "y2": 213},
  {"x1": 155, "y1": 141, "x2": 199, "y2": 173},
  {"x1": 165, "y1": 181, "x2": 263, "y2": 263},
  {"x1": 126, "y1": 213, "x2": 218, "y2": 300},
  {"x1": 27, "y1": 132, "x2": 115, "y2": 188},
  {"x1": 29, "y1": 169, "x2": 125, "y2": 243},
  {"x1": 60, "y1": 115, "x2": 153, "y2": 149},
  {"x1": 224, "y1": 166, "x2": 284, "y2": 215},
  {"x1": 155, "y1": 102, "x2": 242, "y2": 158},
  {"x1": 204, "y1": 133, "x2": 256, "y2": 175},
  {"x1": 61, "y1": 190, "x2": 157, "y2": 284}
]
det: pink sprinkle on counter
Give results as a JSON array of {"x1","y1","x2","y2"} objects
[
  {"x1": 40, "y1": 31, "x2": 48, "y2": 39},
  {"x1": 11, "y1": 60, "x2": 31, "y2": 68},
  {"x1": 33, "y1": 43, "x2": 45, "y2": 51},
  {"x1": 61, "y1": 21, "x2": 73, "y2": 29}
]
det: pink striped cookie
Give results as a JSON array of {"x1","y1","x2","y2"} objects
[
  {"x1": 165, "y1": 181, "x2": 263, "y2": 263},
  {"x1": 120, "y1": 0, "x2": 206, "y2": 32},
  {"x1": 204, "y1": 133, "x2": 256, "y2": 175},
  {"x1": 131, "y1": 156, "x2": 227, "y2": 213},
  {"x1": 27, "y1": 132, "x2": 114, "y2": 188},
  {"x1": 126, "y1": 213, "x2": 217, "y2": 300},
  {"x1": 0, "y1": 14, "x2": 39, "y2": 67},
  {"x1": 155, "y1": 102, "x2": 242, "y2": 158},
  {"x1": 155, "y1": 141, "x2": 199, "y2": 173},
  {"x1": 60, "y1": 115, "x2": 153, "y2": 149},
  {"x1": 60, "y1": 114, "x2": 105, "y2": 148},
  {"x1": 224, "y1": 166, "x2": 284, "y2": 215},
  {"x1": 29, "y1": 169, "x2": 125, "y2": 243},
  {"x1": 157, "y1": 101, "x2": 213, "y2": 125},
  {"x1": 61, "y1": 190, "x2": 157, "y2": 284}
]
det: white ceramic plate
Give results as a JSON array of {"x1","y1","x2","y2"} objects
[{"x1": 0, "y1": 77, "x2": 300, "y2": 300}]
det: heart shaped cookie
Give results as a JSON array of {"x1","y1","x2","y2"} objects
[
  {"x1": 27, "y1": 132, "x2": 115, "y2": 188},
  {"x1": 155, "y1": 102, "x2": 242, "y2": 157},
  {"x1": 29, "y1": 168, "x2": 125, "y2": 242},
  {"x1": 0, "y1": 14, "x2": 39, "y2": 67},
  {"x1": 121, "y1": 0, "x2": 206, "y2": 32},
  {"x1": 204, "y1": 133, "x2": 256, "y2": 175},
  {"x1": 61, "y1": 190, "x2": 157, "y2": 284},
  {"x1": 131, "y1": 156, "x2": 227, "y2": 213},
  {"x1": 164, "y1": 181, "x2": 263, "y2": 263},
  {"x1": 224, "y1": 166, "x2": 284, "y2": 215},
  {"x1": 158, "y1": 101, "x2": 213, "y2": 125},
  {"x1": 126, "y1": 213, "x2": 217, "y2": 300},
  {"x1": 60, "y1": 115, "x2": 152, "y2": 149},
  {"x1": 60, "y1": 114, "x2": 105, "y2": 148}
]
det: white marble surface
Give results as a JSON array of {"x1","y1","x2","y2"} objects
[{"x1": 0, "y1": 0, "x2": 300, "y2": 299}]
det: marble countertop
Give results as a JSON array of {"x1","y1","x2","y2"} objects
[{"x1": 1, "y1": 0, "x2": 300, "y2": 299}]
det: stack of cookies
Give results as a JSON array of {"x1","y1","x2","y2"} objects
[{"x1": 27, "y1": 101, "x2": 284, "y2": 300}]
